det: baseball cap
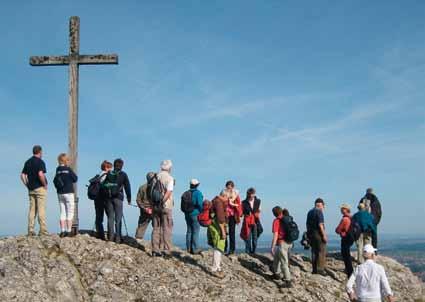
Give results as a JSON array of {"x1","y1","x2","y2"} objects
[
  {"x1": 363, "y1": 244, "x2": 377, "y2": 254},
  {"x1": 190, "y1": 179, "x2": 200, "y2": 186}
]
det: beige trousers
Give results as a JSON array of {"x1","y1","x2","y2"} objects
[
  {"x1": 28, "y1": 187, "x2": 48, "y2": 235},
  {"x1": 152, "y1": 208, "x2": 173, "y2": 254},
  {"x1": 356, "y1": 232, "x2": 372, "y2": 263},
  {"x1": 273, "y1": 241, "x2": 292, "y2": 281}
]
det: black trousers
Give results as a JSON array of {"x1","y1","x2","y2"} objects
[
  {"x1": 94, "y1": 198, "x2": 106, "y2": 239},
  {"x1": 225, "y1": 216, "x2": 237, "y2": 253},
  {"x1": 372, "y1": 225, "x2": 378, "y2": 249},
  {"x1": 341, "y1": 236, "x2": 353, "y2": 277}
]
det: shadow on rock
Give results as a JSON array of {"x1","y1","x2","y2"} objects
[{"x1": 171, "y1": 251, "x2": 211, "y2": 275}]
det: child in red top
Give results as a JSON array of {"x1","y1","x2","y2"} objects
[{"x1": 271, "y1": 206, "x2": 293, "y2": 288}]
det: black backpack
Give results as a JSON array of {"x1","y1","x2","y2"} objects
[
  {"x1": 281, "y1": 215, "x2": 300, "y2": 243},
  {"x1": 180, "y1": 190, "x2": 194, "y2": 214},
  {"x1": 101, "y1": 171, "x2": 121, "y2": 198},
  {"x1": 53, "y1": 173, "x2": 65, "y2": 191},
  {"x1": 87, "y1": 174, "x2": 104, "y2": 200},
  {"x1": 147, "y1": 174, "x2": 166, "y2": 211},
  {"x1": 346, "y1": 219, "x2": 362, "y2": 245}
]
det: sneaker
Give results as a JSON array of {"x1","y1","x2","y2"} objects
[
  {"x1": 191, "y1": 249, "x2": 202, "y2": 255},
  {"x1": 59, "y1": 232, "x2": 66, "y2": 238}
]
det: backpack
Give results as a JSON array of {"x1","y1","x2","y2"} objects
[
  {"x1": 101, "y1": 171, "x2": 121, "y2": 198},
  {"x1": 198, "y1": 200, "x2": 212, "y2": 227},
  {"x1": 346, "y1": 219, "x2": 362, "y2": 244},
  {"x1": 87, "y1": 174, "x2": 104, "y2": 200},
  {"x1": 53, "y1": 173, "x2": 65, "y2": 191},
  {"x1": 147, "y1": 174, "x2": 166, "y2": 211},
  {"x1": 281, "y1": 216, "x2": 300, "y2": 243},
  {"x1": 180, "y1": 190, "x2": 194, "y2": 214}
]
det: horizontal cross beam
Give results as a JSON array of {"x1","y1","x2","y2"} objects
[{"x1": 30, "y1": 54, "x2": 118, "y2": 66}]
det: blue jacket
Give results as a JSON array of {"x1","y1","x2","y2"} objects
[
  {"x1": 352, "y1": 210, "x2": 377, "y2": 235},
  {"x1": 189, "y1": 189, "x2": 204, "y2": 216}
]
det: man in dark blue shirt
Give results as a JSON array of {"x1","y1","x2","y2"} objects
[
  {"x1": 306, "y1": 198, "x2": 327, "y2": 275},
  {"x1": 20, "y1": 145, "x2": 48, "y2": 236}
]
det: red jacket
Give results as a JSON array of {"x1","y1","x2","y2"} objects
[{"x1": 335, "y1": 215, "x2": 351, "y2": 238}]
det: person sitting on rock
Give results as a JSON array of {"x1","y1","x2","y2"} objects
[
  {"x1": 135, "y1": 172, "x2": 155, "y2": 240},
  {"x1": 271, "y1": 206, "x2": 292, "y2": 288},
  {"x1": 346, "y1": 244, "x2": 394, "y2": 302},
  {"x1": 207, "y1": 191, "x2": 228, "y2": 278}
]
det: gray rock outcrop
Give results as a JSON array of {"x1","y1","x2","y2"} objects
[{"x1": 0, "y1": 234, "x2": 423, "y2": 301}]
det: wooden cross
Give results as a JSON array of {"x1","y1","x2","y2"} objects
[{"x1": 29, "y1": 16, "x2": 118, "y2": 234}]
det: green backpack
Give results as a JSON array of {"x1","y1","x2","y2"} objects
[{"x1": 101, "y1": 171, "x2": 121, "y2": 198}]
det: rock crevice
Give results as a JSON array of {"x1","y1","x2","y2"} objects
[{"x1": 0, "y1": 234, "x2": 423, "y2": 302}]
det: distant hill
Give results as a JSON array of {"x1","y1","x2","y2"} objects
[{"x1": 0, "y1": 234, "x2": 424, "y2": 301}]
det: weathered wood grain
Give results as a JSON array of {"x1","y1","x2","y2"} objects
[
  {"x1": 78, "y1": 54, "x2": 118, "y2": 65},
  {"x1": 30, "y1": 56, "x2": 70, "y2": 66},
  {"x1": 29, "y1": 16, "x2": 119, "y2": 234}
]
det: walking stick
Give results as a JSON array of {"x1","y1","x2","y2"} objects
[{"x1": 122, "y1": 213, "x2": 129, "y2": 237}]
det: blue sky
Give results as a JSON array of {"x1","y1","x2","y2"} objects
[{"x1": 0, "y1": 1, "x2": 424, "y2": 237}]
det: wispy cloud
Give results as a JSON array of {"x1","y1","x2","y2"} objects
[{"x1": 271, "y1": 101, "x2": 401, "y2": 146}]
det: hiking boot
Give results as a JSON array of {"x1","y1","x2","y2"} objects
[
  {"x1": 282, "y1": 280, "x2": 293, "y2": 288},
  {"x1": 162, "y1": 252, "x2": 172, "y2": 259},
  {"x1": 114, "y1": 237, "x2": 122, "y2": 244},
  {"x1": 152, "y1": 252, "x2": 163, "y2": 257},
  {"x1": 59, "y1": 232, "x2": 66, "y2": 238},
  {"x1": 273, "y1": 273, "x2": 282, "y2": 280},
  {"x1": 27, "y1": 231, "x2": 36, "y2": 237},
  {"x1": 39, "y1": 231, "x2": 49, "y2": 236},
  {"x1": 191, "y1": 249, "x2": 202, "y2": 255}
]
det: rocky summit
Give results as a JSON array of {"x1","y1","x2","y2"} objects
[{"x1": 0, "y1": 234, "x2": 423, "y2": 302}]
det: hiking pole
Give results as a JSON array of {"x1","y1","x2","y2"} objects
[{"x1": 122, "y1": 213, "x2": 129, "y2": 237}]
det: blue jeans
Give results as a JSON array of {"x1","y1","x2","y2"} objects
[
  {"x1": 185, "y1": 214, "x2": 200, "y2": 253},
  {"x1": 245, "y1": 224, "x2": 258, "y2": 253}
]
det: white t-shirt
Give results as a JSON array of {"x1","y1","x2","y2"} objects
[{"x1": 157, "y1": 170, "x2": 174, "y2": 209}]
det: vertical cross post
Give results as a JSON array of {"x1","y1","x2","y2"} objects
[
  {"x1": 29, "y1": 16, "x2": 119, "y2": 235},
  {"x1": 69, "y1": 16, "x2": 80, "y2": 234}
]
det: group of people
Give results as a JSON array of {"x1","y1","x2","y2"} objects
[{"x1": 20, "y1": 145, "x2": 394, "y2": 302}]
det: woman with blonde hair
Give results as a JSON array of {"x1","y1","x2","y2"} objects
[
  {"x1": 53, "y1": 153, "x2": 78, "y2": 237},
  {"x1": 221, "y1": 180, "x2": 242, "y2": 255}
]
